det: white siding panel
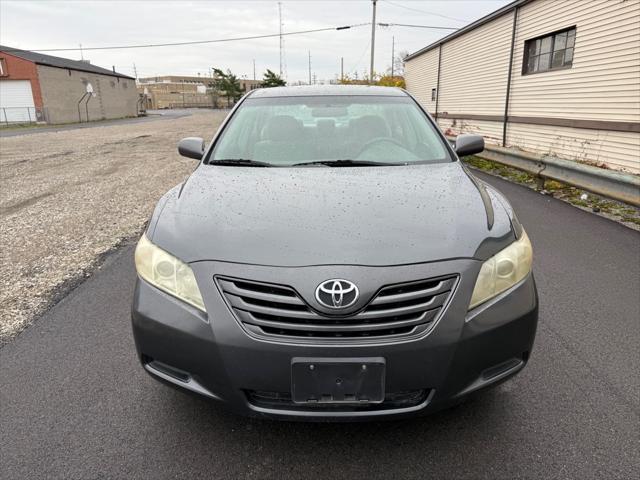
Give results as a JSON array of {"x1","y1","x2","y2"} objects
[
  {"x1": 437, "y1": 118, "x2": 504, "y2": 145},
  {"x1": 404, "y1": 48, "x2": 439, "y2": 114},
  {"x1": 507, "y1": 123, "x2": 640, "y2": 173},
  {"x1": 437, "y1": 12, "x2": 513, "y2": 116},
  {"x1": 438, "y1": 116, "x2": 640, "y2": 174},
  {"x1": 509, "y1": 0, "x2": 640, "y2": 122}
]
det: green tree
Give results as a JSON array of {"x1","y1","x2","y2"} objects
[
  {"x1": 212, "y1": 68, "x2": 243, "y2": 107},
  {"x1": 261, "y1": 69, "x2": 286, "y2": 88}
]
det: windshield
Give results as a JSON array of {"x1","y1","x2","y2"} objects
[{"x1": 208, "y1": 95, "x2": 452, "y2": 166}]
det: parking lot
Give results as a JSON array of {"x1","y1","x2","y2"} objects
[
  {"x1": 1, "y1": 112, "x2": 638, "y2": 478},
  {"x1": 0, "y1": 110, "x2": 226, "y2": 341}
]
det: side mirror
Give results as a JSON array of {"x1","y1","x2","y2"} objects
[
  {"x1": 178, "y1": 137, "x2": 205, "y2": 160},
  {"x1": 455, "y1": 134, "x2": 484, "y2": 157}
]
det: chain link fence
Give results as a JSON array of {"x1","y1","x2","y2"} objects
[{"x1": 0, "y1": 107, "x2": 48, "y2": 125}]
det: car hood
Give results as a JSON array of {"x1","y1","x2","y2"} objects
[{"x1": 150, "y1": 163, "x2": 515, "y2": 266}]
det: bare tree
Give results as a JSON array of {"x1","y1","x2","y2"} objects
[{"x1": 388, "y1": 50, "x2": 409, "y2": 77}]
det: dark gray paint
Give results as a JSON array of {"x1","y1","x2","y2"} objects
[
  {"x1": 248, "y1": 84, "x2": 407, "y2": 98},
  {"x1": 177, "y1": 136, "x2": 205, "y2": 160},
  {"x1": 150, "y1": 162, "x2": 514, "y2": 266},
  {"x1": 454, "y1": 134, "x2": 485, "y2": 158},
  {"x1": 132, "y1": 253, "x2": 537, "y2": 419}
]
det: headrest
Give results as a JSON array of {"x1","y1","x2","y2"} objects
[
  {"x1": 262, "y1": 115, "x2": 303, "y2": 141},
  {"x1": 316, "y1": 119, "x2": 336, "y2": 135},
  {"x1": 350, "y1": 115, "x2": 390, "y2": 138}
]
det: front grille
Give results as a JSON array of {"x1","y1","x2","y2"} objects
[
  {"x1": 216, "y1": 275, "x2": 457, "y2": 342},
  {"x1": 246, "y1": 389, "x2": 431, "y2": 411}
]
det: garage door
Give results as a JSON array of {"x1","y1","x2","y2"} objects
[{"x1": 0, "y1": 80, "x2": 36, "y2": 123}]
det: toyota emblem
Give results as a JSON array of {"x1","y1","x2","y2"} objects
[{"x1": 315, "y1": 279, "x2": 359, "y2": 309}]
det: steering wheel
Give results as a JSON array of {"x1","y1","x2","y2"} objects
[{"x1": 356, "y1": 137, "x2": 407, "y2": 157}]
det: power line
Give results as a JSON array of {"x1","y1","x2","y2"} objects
[
  {"x1": 349, "y1": 37, "x2": 372, "y2": 76},
  {"x1": 6, "y1": 23, "x2": 370, "y2": 53},
  {"x1": 381, "y1": 0, "x2": 469, "y2": 23}
]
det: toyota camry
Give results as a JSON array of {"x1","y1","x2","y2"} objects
[{"x1": 131, "y1": 85, "x2": 538, "y2": 420}]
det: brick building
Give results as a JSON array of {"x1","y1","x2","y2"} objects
[{"x1": 0, "y1": 45, "x2": 138, "y2": 124}]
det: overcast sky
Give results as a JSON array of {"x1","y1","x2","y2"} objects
[{"x1": 1, "y1": 0, "x2": 510, "y2": 83}]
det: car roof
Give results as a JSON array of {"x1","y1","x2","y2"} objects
[{"x1": 249, "y1": 85, "x2": 407, "y2": 98}]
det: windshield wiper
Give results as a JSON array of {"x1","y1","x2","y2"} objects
[
  {"x1": 292, "y1": 159, "x2": 394, "y2": 167},
  {"x1": 209, "y1": 158, "x2": 272, "y2": 167}
]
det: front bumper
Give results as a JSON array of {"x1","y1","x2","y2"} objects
[{"x1": 131, "y1": 259, "x2": 538, "y2": 421}]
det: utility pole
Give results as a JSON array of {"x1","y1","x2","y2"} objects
[
  {"x1": 370, "y1": 0, "x2": 377, "y2": 84},
  {"x1": 133, "y1": 63, "x2": 138, "y2": 80},
  {"x1": 278, "y1": 2, "x2": 284, "y2": 77},
  {"x1": 79, "y1": 43, "x2": 84, "y2": 61},
  {"x1": 391, "y1": 36, "x2": 395, "y2": 77},
  {"x1": 253, "y1": 59, "x2": 256, "y2": 81},
  {"x1": 308, "y1": 51, "x2": 312, "y2": 85},
  {"x1": 340, "y1": 57, "x2": 344, "y2": 83}
]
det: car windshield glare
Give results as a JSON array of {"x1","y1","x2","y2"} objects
[{"x1": 209, "y1": 95, "x2": 452, "y2": 166}]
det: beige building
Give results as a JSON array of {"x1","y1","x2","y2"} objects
[
  {"x1": 404, "y1": 0, "x2": 640, "y2": 173},
  {"x1": 137, "y1": 75, "x2": 261, "y2": 109}
]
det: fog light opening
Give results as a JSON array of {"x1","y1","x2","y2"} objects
[
  {"x1": 144, "y1": 356, "x2": 191, "y2": 383},
  {"x1": 481, "y1": 358, "x2": 522, "y2": 381}
]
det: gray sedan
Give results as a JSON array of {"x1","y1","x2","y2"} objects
[{"x1": 131, "y1": 85, "x2": 538, "y2": 421}]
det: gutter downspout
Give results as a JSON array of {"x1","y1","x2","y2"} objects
[
  {"x1": 435, "y1": 44, "x2": 442, "y2": 121},
  {"x1": 503, "y1": 6, "x2": 519, "y2": 147}
]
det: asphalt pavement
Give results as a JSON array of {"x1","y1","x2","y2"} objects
[{"x1": 1, "y1": 172, "x2": 638, "y2": 479}]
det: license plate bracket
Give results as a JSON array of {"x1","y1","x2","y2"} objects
[{"x1": 291, "y1": 357, "x2": 386, "y2": 404}]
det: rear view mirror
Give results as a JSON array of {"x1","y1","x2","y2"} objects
[
  {"x1": 312, "y1": 106, "x2": 348, "y2": 117},
  {"x1": 178, "y1": 137, "x2": 205, "y2": 160},
  {"x1": 455, "y1": 134, "x2": 484, "y2": 157}
]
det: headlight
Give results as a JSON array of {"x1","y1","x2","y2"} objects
[
  {"x1": 469, "y1": 230, "x2": 532, "y2": 310},
  {"x1": 134, "y1": 234, "x2": 206, "y2": 312}
]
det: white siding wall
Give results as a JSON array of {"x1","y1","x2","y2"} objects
[
  {"x1": 506, "y1": 0, "x2": 640, "y2": 172},
  {"x1": 509, "y1": 0, "x2": 640, "y2": 121},
  {"x1": 437, "y1": 118, "x2": 504, "y2": 145},
  {"x1": 506, "y1": 124, "x2": 640, "y2": 171},
  {"x1": 404, "y1": 0, "x2": 640, "y2": 173},
  {"x1": 437, "y1": 12, "x2": 513, "y2": 116},
  {"x1": 404, "y1": 48, "x2": 439, "y2": 114}
]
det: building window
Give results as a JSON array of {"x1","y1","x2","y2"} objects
[
  {"x1": 431, "y1": 88, "x2": 437, "y2": 101},
  {"x1": 0, "y1": 58, "x2": 8, "y2": 76},
  {"x1": 523, "y1": 26, "x2": 576, "y2": 75}
]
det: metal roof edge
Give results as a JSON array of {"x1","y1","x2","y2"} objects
[
  {"x1": 0, "y1": 45, "x2": 135, "y2": 80},
  {"x1": 35, "y1": 62, "x2": 135, "y2": 80}
]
